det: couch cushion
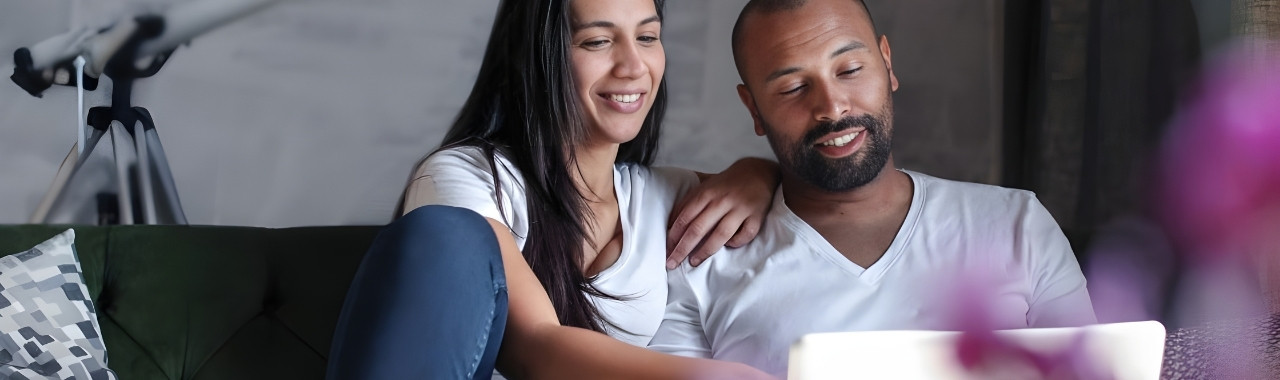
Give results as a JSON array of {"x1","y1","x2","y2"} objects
[
  {"x1": 0, "y1": 229, "x2": 117, "y2": 380},
  {"x1": 0, "y1": 225, "x2": 380, "y2": 380}
]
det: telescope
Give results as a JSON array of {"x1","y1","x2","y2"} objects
[
  {"x1": 10, "y1": 0, "x2": 285, "y2": 225},
  {"x1": 12, "y1": 0, "x2": 282, "y2": 97}
]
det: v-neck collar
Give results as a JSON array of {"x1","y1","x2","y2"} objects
[
  {"x1": 591, "y1": 164, "x2": 631, "y2": 282},
  {"x1": 772, "y1": 170, "x2": 924, "y2": 285}
]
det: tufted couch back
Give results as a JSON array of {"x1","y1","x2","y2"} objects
[{"x1": 0, "y1": 224, "x2": 380, "y2": 380}]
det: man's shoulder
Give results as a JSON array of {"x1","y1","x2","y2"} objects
[
  {"x1": 676, "y1": 243, "x2": 758, "y2": 276},
  {"x1": 674, "y1": 216, "x2": 796, "y2": 280},
  {"x1": 908, "y1": 170, "x2": 1040, "y2": 209}
]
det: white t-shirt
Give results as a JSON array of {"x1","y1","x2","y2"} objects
[
  {"x1": 404, "y1": 146, "x2": 700, "y2": 346},
  {"x1": 648, "y1": 170, "x2": 1096, "y2": 377}
]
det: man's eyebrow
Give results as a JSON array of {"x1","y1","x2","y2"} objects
[
  {"x1": 764, "y1": 42, "x2": 869, "y2": 83},
  {"x1": 831, "y1": 41, "x2": 868, "y2": 58},
  {"x1": 574, "y1": 15, "x2": 661, "y2": 31},
  {"x1": 765, "y1": 67, "x2": 801, "y2": 83}
]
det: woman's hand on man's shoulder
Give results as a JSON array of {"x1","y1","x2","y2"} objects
[{"x1": 665, "y1": 158, "x2": 780, "y2": 269}]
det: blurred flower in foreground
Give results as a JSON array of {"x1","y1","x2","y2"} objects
[
  {"x1": 1106, "y1": 43, "x2": 1280, "y2": 380},
  {"x1": 949, "y1": 43, "x2": 1279, "y2": 379},
  {"x1": 1154, "y1": 43, "x2": 1280, "y2": 380},
  {"x1": 955, "y1": 329, "x2": 1110, "y2": 380},
  {"x1": 944, "y1": 272, "x2": 1114, "y2": 380},
  {"x1": 1157, "y1": 45, "x2": 1280, "y2": 260}
]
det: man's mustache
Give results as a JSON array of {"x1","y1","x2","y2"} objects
[{"x1": 802, "y1": 114, "x2": 881, "y2": 146}]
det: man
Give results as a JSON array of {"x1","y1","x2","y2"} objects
[{"x1": 647, "y1": 0, "x2": 1096, "y2": 376}]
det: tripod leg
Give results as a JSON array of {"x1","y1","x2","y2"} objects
[
  {"x1": 133, "y1": 119, "x2": 157, "y2": 224},
  {"x1": 109, "y1": 121, "x2": 135, "y2": 224},
  {"x1": 135, "y1": 108, "x2": 188, "y2": 224},
  {"x1": 30, "y1": 146, "x2": 80, "y2": 223},
  {"x1": 79, "y1": 128, "x2": 108, "y2": 168},
  {"x1": 30, "y1": 128, "x2": 109, "y2": 223}
]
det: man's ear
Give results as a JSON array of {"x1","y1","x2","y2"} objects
[
  {"x1": 879, "y1": 35, "x2": 899, "y2": 92},
  {"x1": 737, "y1": 84, "x2": 766, "y2": 136}
]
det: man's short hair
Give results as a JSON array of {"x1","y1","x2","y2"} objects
[{"x1": 731, "y1": 0, "x2": 878, "y2": 82}]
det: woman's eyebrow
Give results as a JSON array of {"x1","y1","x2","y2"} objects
[
  {"x1": 638, "y1": 15, "x2": 661, "y2": 26},
  {"x1": 574, "y1": 15, "x2": 661, "y2": 31}
]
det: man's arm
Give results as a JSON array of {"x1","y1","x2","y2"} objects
[
  {"x1": 1021, "y1": 197, "x2": 1098, "y2": 327},
  {"x1": 648, "y1": 261, "x2": 715, "y2": 358}
]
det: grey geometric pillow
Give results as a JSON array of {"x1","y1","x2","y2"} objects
[{"x1": 0, "y1": 229, "x2": 117, "y2": 380}]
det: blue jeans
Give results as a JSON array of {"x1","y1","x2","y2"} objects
[{"x1": 327, "y1": 205, "x2": 508, "y2": 379}]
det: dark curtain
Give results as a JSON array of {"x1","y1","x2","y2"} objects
[{"x1": 1002, "y1": 0, "x2": 1203, "y2": 255}]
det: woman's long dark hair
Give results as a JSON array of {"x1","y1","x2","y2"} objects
[{"x1": 409, "y1": 0, "x2": 668, "y2": 333}]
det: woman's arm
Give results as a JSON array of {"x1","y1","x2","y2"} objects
[
  {"x1": 486, "y1": 219, "x2": 772, "y2": 380},
  {"x1": 666, "y1": 158, "x2": 780, "y2": 269}
]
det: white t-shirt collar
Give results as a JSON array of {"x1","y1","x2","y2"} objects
[{"x1": 770, "y1": 170, "x2": 926, "y2": 284}]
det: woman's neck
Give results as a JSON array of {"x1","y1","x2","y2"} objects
[{"x1": 571, "y1": 142, "x2": 619, "y2": 203}]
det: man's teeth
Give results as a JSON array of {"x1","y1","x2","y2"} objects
[
  {"x1": 820, "y1": 132, "x2": 860, "y2": 147},
  {"x1": 609, "y1": 94, "x2": 641, "y2": 103}
]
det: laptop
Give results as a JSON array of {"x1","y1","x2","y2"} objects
[{"x1": 788, "y1": 321, "x2": 1166, "y2": 380}]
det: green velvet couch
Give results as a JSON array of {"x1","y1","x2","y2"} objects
[{"x1": 0, "y1": 224, "x2": 381, "y2": 380}]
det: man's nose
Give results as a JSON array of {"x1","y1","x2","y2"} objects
[{"x1": 811, "y1": 79, "x2": 850, "y2": 122}]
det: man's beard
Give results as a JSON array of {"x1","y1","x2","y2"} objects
[{"x1": 764, "y1": 112, "x2": 893, "y2": 192}]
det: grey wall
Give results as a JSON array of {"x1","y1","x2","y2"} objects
[
  {"x1": 870, "y1": 0, "x2": 1005, "y2": 184},
  {"x1": 1, "y1": 0, "x2": 1004, "y2": 227}
]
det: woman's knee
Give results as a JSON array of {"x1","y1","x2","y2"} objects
[
  {"x1": 370, "y1": 205, "x2": 504, "y2": 279},
  {"x1": 396, "y1": 205, "x2": 491, "y2": 238}
]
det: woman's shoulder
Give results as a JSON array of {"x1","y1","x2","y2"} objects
[
  {"x1": 421, "y1": 145, "x2": 500, "y2": 168},
  {"x1": 403, "y1": 145, "x2": 530, "y2": 229},
  {"x1": 417, "y1": 145, "x2": 521, "y2": 179},
  {"x1": 614, "y1": 162, "x2": 696, "y2": 182},
  {"x1": 614, "y1": 162, "x2": 700, "y2": 199}
]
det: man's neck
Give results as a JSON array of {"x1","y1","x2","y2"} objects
[
  {"x1": 781, "y1": 159, "x2": 914, "y2": 268},
  {"x1": 782, "y1": 160, "x2": 910, "y2": 222}
]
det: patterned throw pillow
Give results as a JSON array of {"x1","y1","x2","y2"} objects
[{"x1": 0, "y1": 229, "x2": 117, "y2": 380}]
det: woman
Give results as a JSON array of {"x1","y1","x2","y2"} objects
[{"x1": 328, "y1": 0, "x2": 776, "y2": 379}]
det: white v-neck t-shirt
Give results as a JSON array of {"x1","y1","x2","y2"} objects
[
  {"x1": 404, "y1": 146, "x2": 700, "y2": 346},
  {"x1": 648, "y1": 170, "x2": 1096, "y2": 377}
]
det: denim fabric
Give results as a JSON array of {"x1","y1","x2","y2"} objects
[{"x1": 327, "y1": 205, "x2": 508, "y2": 379}]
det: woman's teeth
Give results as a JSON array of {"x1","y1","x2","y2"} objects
[
  {"x1": 609, "y1": 94, "x2": 641, "y2": 103},
  {"x1": 820, "y1": 132, "x2": 860, "y2": 147}
]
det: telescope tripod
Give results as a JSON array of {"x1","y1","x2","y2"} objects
[{"x1": 27, "y1": 15, "x2": 187, "y2": 225}]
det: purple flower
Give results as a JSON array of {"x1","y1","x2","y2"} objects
[
  {"x1": 1158, "y1": 46, "x2": 1280, "y2": 259},
  {"x1": 945, "y1": 272, "x2": 1114, "y2": 379}
]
